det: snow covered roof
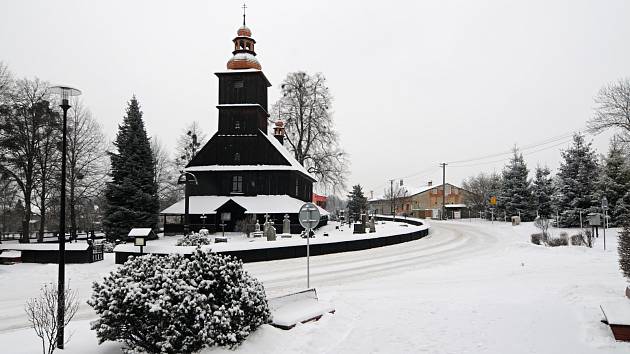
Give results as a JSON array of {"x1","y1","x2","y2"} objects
[
  {"x1": 161, "y1": 195, "x2": 329, "y2": 216},
  {"x1": 0, "y1": 243, "x2": 90, "y2": 251},
  {"x1": 184, "y1": 130, "x2": 316, "y2": 181},
  {"x1": 261, "y1": 130, "x2": 317, "y2": 181},
  {"x1": 186, "y1": 165, "x2": 305, "y2": 172},
  {"x1": 368, "y1": 183, "x2": 460, "y2": 202},
  {"x1": 128, "y1": 228, "x2": 155, "y2": 237}
]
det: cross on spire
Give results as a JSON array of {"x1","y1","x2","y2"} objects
[{"x1": 242, "y1": 3, "x2": 247, "y2": 25}]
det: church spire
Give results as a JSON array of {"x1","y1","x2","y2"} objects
[
  {"x1": 242, "y1": 3, "x2": 247, "y2": 26},
  {"x1": 227, "y1": 6, "x2": 262, "y2": 70}
]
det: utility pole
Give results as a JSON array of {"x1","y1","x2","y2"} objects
[{"x1": 440, "y1": 163, "x2": 447, "y2": 220}]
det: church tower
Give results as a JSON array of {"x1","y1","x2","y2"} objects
[{"x1": 161, "y1": 11, "x2": 323, "y2": 234}]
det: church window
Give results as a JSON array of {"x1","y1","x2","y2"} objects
[
  {"x1": 234, "y1": 152, "x2": 240, "y2": 162},
  {"x1": 232, "y1": 176, "x2": 243, "y2": 193}
]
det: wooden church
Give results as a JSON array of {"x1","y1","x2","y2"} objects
[{"x1": 161, "y1": 16, "x2": 327, "y2": 234}]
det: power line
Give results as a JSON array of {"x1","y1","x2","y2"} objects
[{"x1": 446, "y1": 128, "x2": 586, "y2": 165}]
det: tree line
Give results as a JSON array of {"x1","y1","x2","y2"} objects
[
  {"x1": 0, "y1": 62, "x2": 108, "y2": 242},
  {"x1": 462, "y1": 78, "x2": 630, "y2": 228}
]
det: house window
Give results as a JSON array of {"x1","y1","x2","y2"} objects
[
  {"x1": 232, "y1": 176, "x2": 243, "y2": 193},
  {"x1": 295, "y1": 178, "x2": 300, "y2": 196},
  {"x1": 233, "y1": 80, "x2": 244, "y2": 89},
  {"x1": 234, "y1": 120, "x2": 241, "y2": 130},
  {"x1": 234, "y1": 152, "x2": 240, "y2": 162}
]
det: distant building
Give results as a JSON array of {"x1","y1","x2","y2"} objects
[
  {"x1": 312, "y1": 194, "x2": 327, "y2": 209},
  {"x1": 368, "y1": 181, "x2": 474, "y2": 219},
  {"x1": 161, "y1": 17, "x2": 326, "y2": 234}
]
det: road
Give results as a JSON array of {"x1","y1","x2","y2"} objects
[{"x1": 246, "y1": 221, "x2": 501, "y2": 296}]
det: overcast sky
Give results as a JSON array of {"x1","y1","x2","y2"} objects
[{"x1": 2, "y1": 0, "x2": 629, "y2": 197}]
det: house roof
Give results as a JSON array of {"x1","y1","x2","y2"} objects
[
  {"x1": 368, "y1": 182, "x2": 462, "y2": 202},
  {"x1": 161, "y1": 195, "x2": 329, "y2": 216}
]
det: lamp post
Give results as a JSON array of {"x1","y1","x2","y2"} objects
[
  {"x1": 48, "y1": 85, "x2": 81, "y2": 349},
  {"x1": 602, "y1": 196, "x2": 608, "y2": 250},
  {"x1": 178, "y1": 171, "x2": 198, "y2": 235}
]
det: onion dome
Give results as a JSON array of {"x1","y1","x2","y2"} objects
[
  {"x1": 226, "y1": 16, "x2": 261, "y2": 70},
  {"x1": 237, "y1": 25, "x2": 252, "y2": 37}
]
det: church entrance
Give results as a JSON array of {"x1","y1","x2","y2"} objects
[{"x1": 215, "y1": 200, "x2": 246, "y2": 232}]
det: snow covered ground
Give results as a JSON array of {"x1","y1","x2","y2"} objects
[{"x1": 1, "y1": 220, "x2": 629, "y2": 353}]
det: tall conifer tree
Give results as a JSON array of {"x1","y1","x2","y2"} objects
[
  {"x1": 596, "y1": 138, "x2": 630, "y2": 226},
  {"x1": 103, "y1": 97, "x2": 159, "y2": 240},
  {"x1": 554, "y1": 133, "x2": 599, "y2": 227},
  {"x1": 499, "y1": 149, "x2": 533, "y2": 221},
  {"x1": 532, "y1": 165, "x2": 554, "y2": 219},
  {"x1": 346, "y1": 184, "x2": 367, "y2": 219}
]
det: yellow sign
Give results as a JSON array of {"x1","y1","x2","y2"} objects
[{"x1": 490, "y1": 196, "x2": 497, "y2": 206}]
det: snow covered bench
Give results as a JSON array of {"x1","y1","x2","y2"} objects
[
  {"x1": 600, "y1": 301, "x2": 630, "y2": 341},
  {"x1": 268, "y1": 288, "x2": 335, "y2": 330}
]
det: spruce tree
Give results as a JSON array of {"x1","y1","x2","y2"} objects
[
  {"x1": 498, "y1": 149, "x2": 533, "y2": 221},
  {"x1": 532, "y1": 165, "x2": 554, "y2": 219},
  {"x1": 596, "y1": 139, "x2": 630, "y2": 226},
  {"x1": 103, "y1": 97, "x2": 159, "y2": 240},
  {"x1": 346, "y1": 184, "x2": 367, "y2": 220},
  {"x1": 554, "y1": 133, "x2": 599, "y2": 227},
  {"x1": 618, "y1": 223, "x2": 630, "y2": 281}
]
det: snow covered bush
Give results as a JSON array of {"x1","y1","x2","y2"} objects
[
  {"x1": 100, "y1": 240, "x2": 115, "y2": 253},
  {"x1": 547, "y1": 236, "x2": 568, "y2": 247},
  {"x1": 530, "y1": 233, "x2": 543, "y2": 245},
  {"x1": 569, "y1": 234, "x2": 584, "y2": 246},
  {"x1": 88, "y1": 250, "x2": 270, "y2": 353},
  {"x1": 176, "y1": 233, "x2": 211, "y2": 246}
]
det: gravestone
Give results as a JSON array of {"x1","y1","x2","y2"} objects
[
  {"x1": 283, "y1": 214, "x2": 291, "y2": 234},
  {"x1": 265, "y1": 223, "x2": 277, "y2": 241}
]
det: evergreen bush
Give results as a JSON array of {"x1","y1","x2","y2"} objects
[
  {"x1": 619, "y1": 224, "x2": 630, "y2": 280},
  {"x1": 530, "y1": 233, "x2": 543, "y2": 245},
  {"x1": 88, "y1": 250, "x2": 270, "y2": 353},
  {"x1": 547, "y1": 237, "x2": 569, "y2": 247},
  {"x1": 175, "y1": 233, "x2": 211, "y2": 246}
]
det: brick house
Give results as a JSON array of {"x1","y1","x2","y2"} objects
[{"x1": 368, "y1": 182, "x2": 474, "y2": 219}]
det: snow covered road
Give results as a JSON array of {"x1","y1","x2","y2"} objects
[{"x1": 247, "y1": 221, "x2": 503, "y2": 295}]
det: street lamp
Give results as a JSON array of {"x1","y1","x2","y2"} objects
[
  {"x1": 178, "y1": 171, "x2": 198, "y2": 235},
  {"x1": 48, "y1": 85, "x2": 81, "y2": 350},
  {"x1": 602, "y1": 196, "x2": 608, "y2": 250}
]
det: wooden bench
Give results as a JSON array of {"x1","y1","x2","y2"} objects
[
  {"x1": 600, "y1": 301, "x2": 630, "y2": 341},
  {"x1": 268, "y1": 288, "x2": 335, "y2": 330}
]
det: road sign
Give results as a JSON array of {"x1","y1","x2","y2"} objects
[
  {"x1": 299, "y1": 202, "x2": 320, "y2": 289},
  {"x1": 299, "y1": 203, "x2": 321, "y2": 229},
  {"x1": 490, "y1": 196, "x2": 497, "y2": 206}
]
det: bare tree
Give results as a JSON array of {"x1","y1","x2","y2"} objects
[
  {"x1": 175, "y1": 121, "x2": 207, "y2": 170},
  {"x1": 0, "y1": 61, "x2": 13, "y2": 104},
  {"x1": 588, "y1": 78, "x2": 630, "y2": 142},
  {"x1": 24, "y1": 282, "x2": 79, "y2": 354},
  {"x1": 0, "y1": 78, "x2": 53, "y2": 242},
  {"x1": 462, "y1": 172, "x2": 503, "y2": 216},
  {"x1": 272, "y1": 71, "x2": 349, "y2": 193},
  {"x1": 66, "y1": 98, "x2": 108, "y2": 238},
  {"x1": 34, "y1": 108, "x2": 61, "y2": 242},
  {"x1": 0, "y1": 173, "x2": 19, "y2": 236},
  {"x1": 383, "y1": 183, "x2": 408, "y2": 216},
  {"x1": 151, "y1": 136, "x2": 182, "y2": 209}
]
